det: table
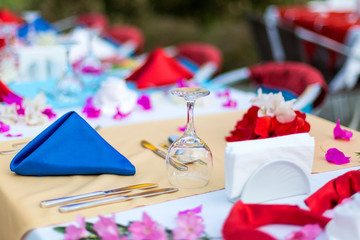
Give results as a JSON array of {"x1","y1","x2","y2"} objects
[{"x1": 0, "y1": 111, "x2": 358, "y2": 240}]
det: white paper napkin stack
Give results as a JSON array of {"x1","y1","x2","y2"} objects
[{"x1": 224, "y1": 133, "x2": 315, "y2": 202}]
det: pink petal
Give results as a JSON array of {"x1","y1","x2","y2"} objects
[
  {"x1": 83, "y1": 97, "x2": 101, "y2": 118},
  {"x1": 222, "y1": 99, "x2": 237, "y2": 108},
  {"x1": 178, "y1": 125, "x2": 186, "y2": 132},
  {"x1": 3, "y1": 92, "x2": 23, "y2": 105},
  {"x1": 42, "y1": 108, "x2": 57, "y2": 120},
  {"x1": 285, "y1": 224, "x2": 323, "y2": 240},
  {"x1": 0, "y1": 122, "x2": 10, "y2": 133},
  {"x1": 137, "y1": 94, "x2": 152, "y2": 111},
  {"x1": 178, "y1": 205, "x2": 202, "y2": 216},
  {"x1": 216, "y1": 89, "x2": 230, "y2": 98},
  {"x1": 113, "y1": 107, "x2": 131, "y2": 120},
  {"x1": 325, "y1": 148, "x2": 350, "y2": 165},
  {"x1": 5, "y1": 133, "x2": 22, "y2": 137},
  {"x1": 334, "y1": 119, "x2": 353, "y2": 141}
]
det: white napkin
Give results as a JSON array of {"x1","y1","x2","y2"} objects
[
  {"x1": 92, "y1": 76, "x2": 138, "y2": 116},
  {"x1": 326, "y1": 192, "x2": 360, "y2": 240},
  {"x1": 224, "y1": 133, "x2": 314, "y2": 202}
]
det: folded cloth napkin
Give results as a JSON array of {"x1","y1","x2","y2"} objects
[
  {"x1": 225, "y1": 133, "x2": 314, "y2": 202},
  {"x1": 126, "y1": 48, "x2": 193, "y2": 89},
  {"x1": 305, "y1": 170, "x2": 360, "y2": 215},
  {"x1": 10, "y1": 111, "x2": 136, "y2": 176},
  {"x1": 222, "y1": 200, "x2": 330, "y2": 240},
  {"x1": 326, "y1": 192, "x2": 360, "y2": 240}
]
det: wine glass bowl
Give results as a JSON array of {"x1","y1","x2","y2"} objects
[
  {"x1": 55, "y1": 41, "x2": 84, "y2": 102},
  {"x1": 166, "y1": 87, "x2": 213, "y2": 189}
]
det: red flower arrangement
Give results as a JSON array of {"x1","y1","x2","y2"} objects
[{"x1": 226, "y1": 91, "x2": 310, "y2": 142}]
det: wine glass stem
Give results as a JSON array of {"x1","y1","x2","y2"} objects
[{"x1": 184, "y1": 100, "x2": 196, "y2": 137}]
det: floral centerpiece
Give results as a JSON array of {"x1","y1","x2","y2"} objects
[{"x1": 226, "y1": 89, "x2": 310, "y2": 142}]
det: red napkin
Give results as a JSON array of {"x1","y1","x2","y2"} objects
[
  {"x1": 305, "y1": 170, "x2": 360, "y2": 215},
  {"x1": 222, "y1": 201, "x2": 330, "y2": 240},
  {"x1": 0, "y1": 8, "x2": 24, "y2": 24},
  {"x1": 126, "y1": 48, "x2": 193, "y2": 89},
  {"x1": 249, "y1": 62, "x2": 327, "y2": 108}
]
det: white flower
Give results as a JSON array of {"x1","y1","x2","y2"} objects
[
  {"x1": 251, "y1": 89, "x2": 296, "y2": 123},
  {"x1": 0, "y1": 92, "x2": 53, "y2": 126},
  {"x1": 92, "y1": 77, "x2": 138, "y2": 116}
]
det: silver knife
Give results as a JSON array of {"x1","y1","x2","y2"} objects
[
  {"x1": 59, "y1": 187, "x2": 179, "y2": 213},
  {"x1": 40, "y1": 183, "x2": 158, "y2": 208}
]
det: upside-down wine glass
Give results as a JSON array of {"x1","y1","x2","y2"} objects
[
  {"x1": 79, "y1": 28, "x2": 103, "y2": 90},
  {"x1": 55, "y1": 41, "x2": 84, "y2": 102},
  {"x1": 166, "y1": 87, "x2": 213, "y2": 189}
]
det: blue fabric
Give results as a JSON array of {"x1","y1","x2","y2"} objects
[
  {"x1": 10, "y1": 111, "x2": 136, "y2": 176},
  {"x1": 259, "y1": 86, "x2": 313, "y2": 114},
  {"x1": 18, "y1": 17, "x2": 58, "y2": 38},
  {"x1": 176, "y1": 56, "x2": 199, "y2": 73},
  {"x1": 8, "y1": 76, "x2": 105, "y2": 109}
]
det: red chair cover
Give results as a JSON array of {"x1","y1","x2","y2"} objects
[
  {"x1": 0, "y1": 8, "x2": 23, "y2": 24},
  {"x1": 77, "y1": 13, "x2": 108, "y2": 31},
  {"x1": 249, "y1": 61, "x2": 328, "y2": 108},
  {"x1": 176, "y1": 42, "x2": 223, "y2": 71},
  {"x1": 126, "y1": 48, "x2": 193, "y2": 89},
  {"x1": 305, "y1": 170, "x2": 360, "y2": 215},
  {"x1": 106, "y1": 25, "x2": 144, "y2": 54},
  {"x1": 222, "y1": 200, "x2": 330, "y2": 240}
]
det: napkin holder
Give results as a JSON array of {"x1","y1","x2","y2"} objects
[
  {"x1": 240, "y1": 160, "x2": 310, "y2": 203},
  {"x1": 225, "y1": 133, "x2": 314, "y2": 203}
]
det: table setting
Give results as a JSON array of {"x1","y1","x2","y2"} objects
[{"x1": 0, "y1": 85, "x2": 358, "y2": 239}]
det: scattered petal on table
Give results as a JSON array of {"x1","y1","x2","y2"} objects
[
  {"x1": 325, "y1": 148, "x2": 350, "y2": 165},
  {"x1": 334, "y1": 119, "x2": 353, "y2": 141}
]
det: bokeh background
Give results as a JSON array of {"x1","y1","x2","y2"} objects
[{"x1": 2, "y1": 0, "x2": 308, "y2": 73}]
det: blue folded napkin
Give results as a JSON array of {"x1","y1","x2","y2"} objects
[{"x1": 10, "y1": 111, "x2": 136, "y2": 176}]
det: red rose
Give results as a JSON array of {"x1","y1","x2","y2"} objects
[{"x1": 225, "y1": 108, "x2": 310, "y2": 142}]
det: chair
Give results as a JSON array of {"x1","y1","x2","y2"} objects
[
  {"x1": 211, "y1": 61, "x2": 328, "y2": 113},
  {"x1": 106, "y1": 25, "x2": 144, "y2": 55},
  {"x1": 276, "y1": 22, "x2": 305, "y2": 62},
  {"x1": 246, "y1": 13, "x2": 274, "y2": 62},
  {"x1": 163, "y1": 42, "x2": 223, "y2": 83}
]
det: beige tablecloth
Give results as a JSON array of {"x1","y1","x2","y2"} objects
[{"x1": 0, "y1": 111, "x2": 358, "y2": 240}]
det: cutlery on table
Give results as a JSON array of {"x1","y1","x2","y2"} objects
[
  {"x1": 0, "y1": 149, "x2": 21, "y2": 155},
  {"x1": 40, "y1": 183, "x2": 158, "y2": 208},
  {"x1": 140, "y1": 140, "x2": 188, "y2": 171},
  {"x1": 159, "y1": 143, "x2": 207, "y2": 166},
  {"x1": 59, "y1": 187, "x2": 178, "y2": 213}
]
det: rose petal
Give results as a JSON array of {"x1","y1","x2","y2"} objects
[
  {"x1": 334, "y1": 119, "x2": 353, "y2": 141},
  {"x1": 137, "y1": 94, "x2": 152, "y2": 111},
  {"x1": 325, "y1": 148, "x2": 351, "y2": 165}
]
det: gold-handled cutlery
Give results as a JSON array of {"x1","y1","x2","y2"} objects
[
  {"x1": 140, "y1": 140, "x2": 188, "y2": 171},
  {"x1": 59, "y1": 187, "x2": 178, "y2": 213},
  {"x1": 40, "y1": 183, "x2": 158, "y2": 208},
  {"x1": 159, "y1": 143, "x2": 207, "y2": 165}
]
